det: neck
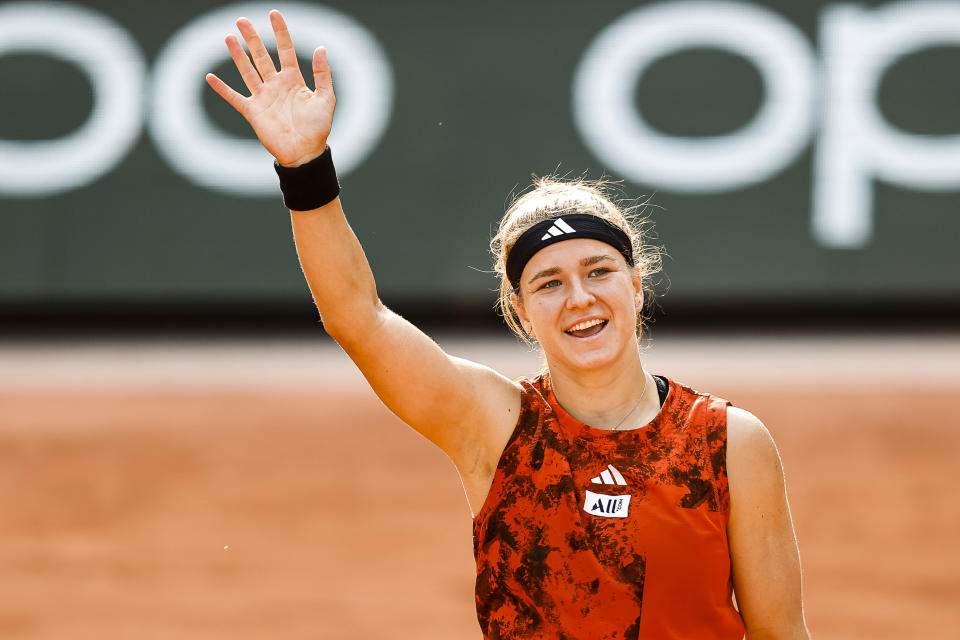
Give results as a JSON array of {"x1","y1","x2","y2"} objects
[{"x1": 545, "y1": 343, "x2": 656, "y2": 430}]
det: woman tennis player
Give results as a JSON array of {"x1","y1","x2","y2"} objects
[{"x1": 207, "y1": 11, "x2": 809, "y2": 639}]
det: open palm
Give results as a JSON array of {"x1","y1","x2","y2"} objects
[{"x1": 206, "y1": 11, "x2": 335, "y2": 167}]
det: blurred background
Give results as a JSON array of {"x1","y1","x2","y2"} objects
[{"x1": 1, "y1": 0, "x2": 958, "y2": 638}]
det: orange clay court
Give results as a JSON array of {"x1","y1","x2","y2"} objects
[{"x1": 0, "y1": 334, "x2": 957, "y2": 639}]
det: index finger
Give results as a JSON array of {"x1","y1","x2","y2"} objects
[
  {"x1": 270, "y1": 10, "x2": 299, "y2": 71},
  {"x1": 206, "y1": 73, "x2": 246, "y2": 114}
]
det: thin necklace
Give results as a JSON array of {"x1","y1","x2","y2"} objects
[{"x1": 610, "y1": 373, "x2": 649, "y2": 431}]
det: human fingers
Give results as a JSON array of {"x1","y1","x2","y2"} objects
[
  {"x1": 236, "y1": 17, "x2": 277, "y2": 81},
  {"x1": 205, "y1": 73, "x2": 246, "y2": 114},
  {"x1": 225, "y1": 34, "x2": 261, "y2": 94},
  {"x1": 270, "y1": 10, "x2": 299, "y2": 72},
  {"x1": 313, "y1": 46, "x2": 333, "y2": 94}
]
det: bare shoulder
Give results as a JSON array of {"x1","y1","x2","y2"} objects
[
  {"x1": 725, "y1": 406, "x2": 784, "y2": 482},
  {"x1": 448, "y1": 356, "x2": 524, "y2": 429},
  {"x1": 727, "y1": 406, "x2": 778, "y2": 454},
  {"x1": 446, "y1": 360, "x2": 524, "y2": 514},
  {"x1": 444, "y1": 357, "x2": 524, "y2": 468}
]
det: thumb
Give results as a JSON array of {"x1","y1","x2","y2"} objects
[{"x1": 313, "y1": 46, "x2": 333, "y2": 94}]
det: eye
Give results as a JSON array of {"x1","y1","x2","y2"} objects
[
  {"x1": 589, "y1": 267, "x2": 611, "y2": 277},
  {"x1": 539, "y1": 279, "x2": 561, "y2": 290}
]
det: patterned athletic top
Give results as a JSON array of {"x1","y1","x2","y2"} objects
[{"x1": 472, "y1": 374, "x2": 745, "y2": 640}]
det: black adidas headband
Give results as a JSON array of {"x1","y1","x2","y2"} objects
[{"x1": 506, "y1": 214, "x2": 635, "y2": 291}]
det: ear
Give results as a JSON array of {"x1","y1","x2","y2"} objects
[
  {"x1": 510, "y1": 291, "x2": 535, "y2": 337},
  {"x1": 632, "y1": 268, "x2": 644, "y2": 312}
]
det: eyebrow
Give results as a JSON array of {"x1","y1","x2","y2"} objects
[{"x1": 526, "y1": 254, "x2": 617, "y2": 285}]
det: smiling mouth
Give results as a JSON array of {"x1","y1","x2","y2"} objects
[{"x1": 565, "y1": 319, "x2": 608, "y2": 338}]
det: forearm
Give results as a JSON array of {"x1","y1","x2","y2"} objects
[{"x1": 290, "y1": 197, "x2": 383, "y2": 340}]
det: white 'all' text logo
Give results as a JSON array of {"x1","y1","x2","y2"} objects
[{"x1": 584, "y1": 489, "x2": 631, "y2": 519}]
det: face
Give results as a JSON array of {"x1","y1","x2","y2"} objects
[{"x1": 511, "y1": 238, "x2": 643, "y2": 373}]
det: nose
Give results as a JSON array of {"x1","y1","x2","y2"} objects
[{"x1": 565, "y1": 276, "x2": 596, "y2": 310}]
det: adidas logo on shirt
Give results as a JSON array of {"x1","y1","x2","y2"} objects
[
  {"x1": 591, "y1": 464, "x2": 627, "y2": 486},
  {"x1": 540, "y1": 217, "x2": 577, "y2": 241},
  {"x1": 584, "y1": 465, "x2": 631, "y2": 518}
]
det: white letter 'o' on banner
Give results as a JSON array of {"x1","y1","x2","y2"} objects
[
  {"x1": 573, "y1": 1, "x2": 816, "y2": 192},
  {"x1": 150, "y1": 2, "x2": 393, "y2": 195},
  {"x1": 0, "y1": 3, "x2": 145, "y2": 196}
]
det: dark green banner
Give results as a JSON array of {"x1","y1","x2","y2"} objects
[{"x1": 2, "y1": 0, "x2": 959, "y2": 308}]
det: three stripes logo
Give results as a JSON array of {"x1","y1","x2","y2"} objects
[
  {"x1": 541, "y1": 217, "x2": 577, "y2": 241},
  {"x1": 591, "y1": 464, "x2": 627, "y2": 486},
  {"x1": 584, "y1": 465, "x2": 631, "y2": 519}
]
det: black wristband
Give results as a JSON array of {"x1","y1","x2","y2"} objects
[{"x1": 273, "y1": 146, "x2": 341, "y2": 211}]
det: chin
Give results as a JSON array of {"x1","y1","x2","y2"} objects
[{"x1": 551, "y1": 343, "x2": 621, "y2": 373}]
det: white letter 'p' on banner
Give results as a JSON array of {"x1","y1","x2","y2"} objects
[{"x1": 815, "y1": 1, "x2": 960, "y2": 247}]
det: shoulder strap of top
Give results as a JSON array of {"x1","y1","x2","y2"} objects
[
  {"x1": 663, "y1": 381, "x2": 733, "y2": 511},
  {"x1": 696, "y1": 388, "x2": 733, "y2": 511}
]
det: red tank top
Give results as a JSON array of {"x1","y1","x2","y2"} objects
[{"x1": 472, "y1": 374, "x2": 745, "y2": 640}]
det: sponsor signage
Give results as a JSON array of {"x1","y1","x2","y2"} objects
[{"x1": 1, "y1": 1, "x2": 958, "y2": 305}]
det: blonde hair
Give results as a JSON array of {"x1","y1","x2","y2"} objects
[{"x1": 490, "y1": 176, "x2": 662, "y2": 343}]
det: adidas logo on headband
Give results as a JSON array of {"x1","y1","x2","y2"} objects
[
  {"x1": 540, "y1": 217, "x2": 577, "y2": 241},
  {"x1": 505, "y1": 213, "x2": 635, "y2": 291}
]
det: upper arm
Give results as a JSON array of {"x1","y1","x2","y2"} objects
[
  {"x1": 287, "y1": 203, "x2": 519, "y2": 482},
  {"x1": 726, "y1": 407, "x2": 810, "y2": 639},
  {"x1": 333, "y1": 303, "x2": 521, "y2": 469}
]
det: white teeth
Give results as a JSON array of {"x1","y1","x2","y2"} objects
[{"x1": 568, "y1": 318, "x2": 605, "y2": 332}]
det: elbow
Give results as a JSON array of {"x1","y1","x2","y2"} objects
[{"x1": 321, "y1": 298, "x2": 388, "y2": 348}]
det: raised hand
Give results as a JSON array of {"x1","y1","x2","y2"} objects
[{"x1": 205, "y1": 10, "x2": 335, "y2": 167}]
